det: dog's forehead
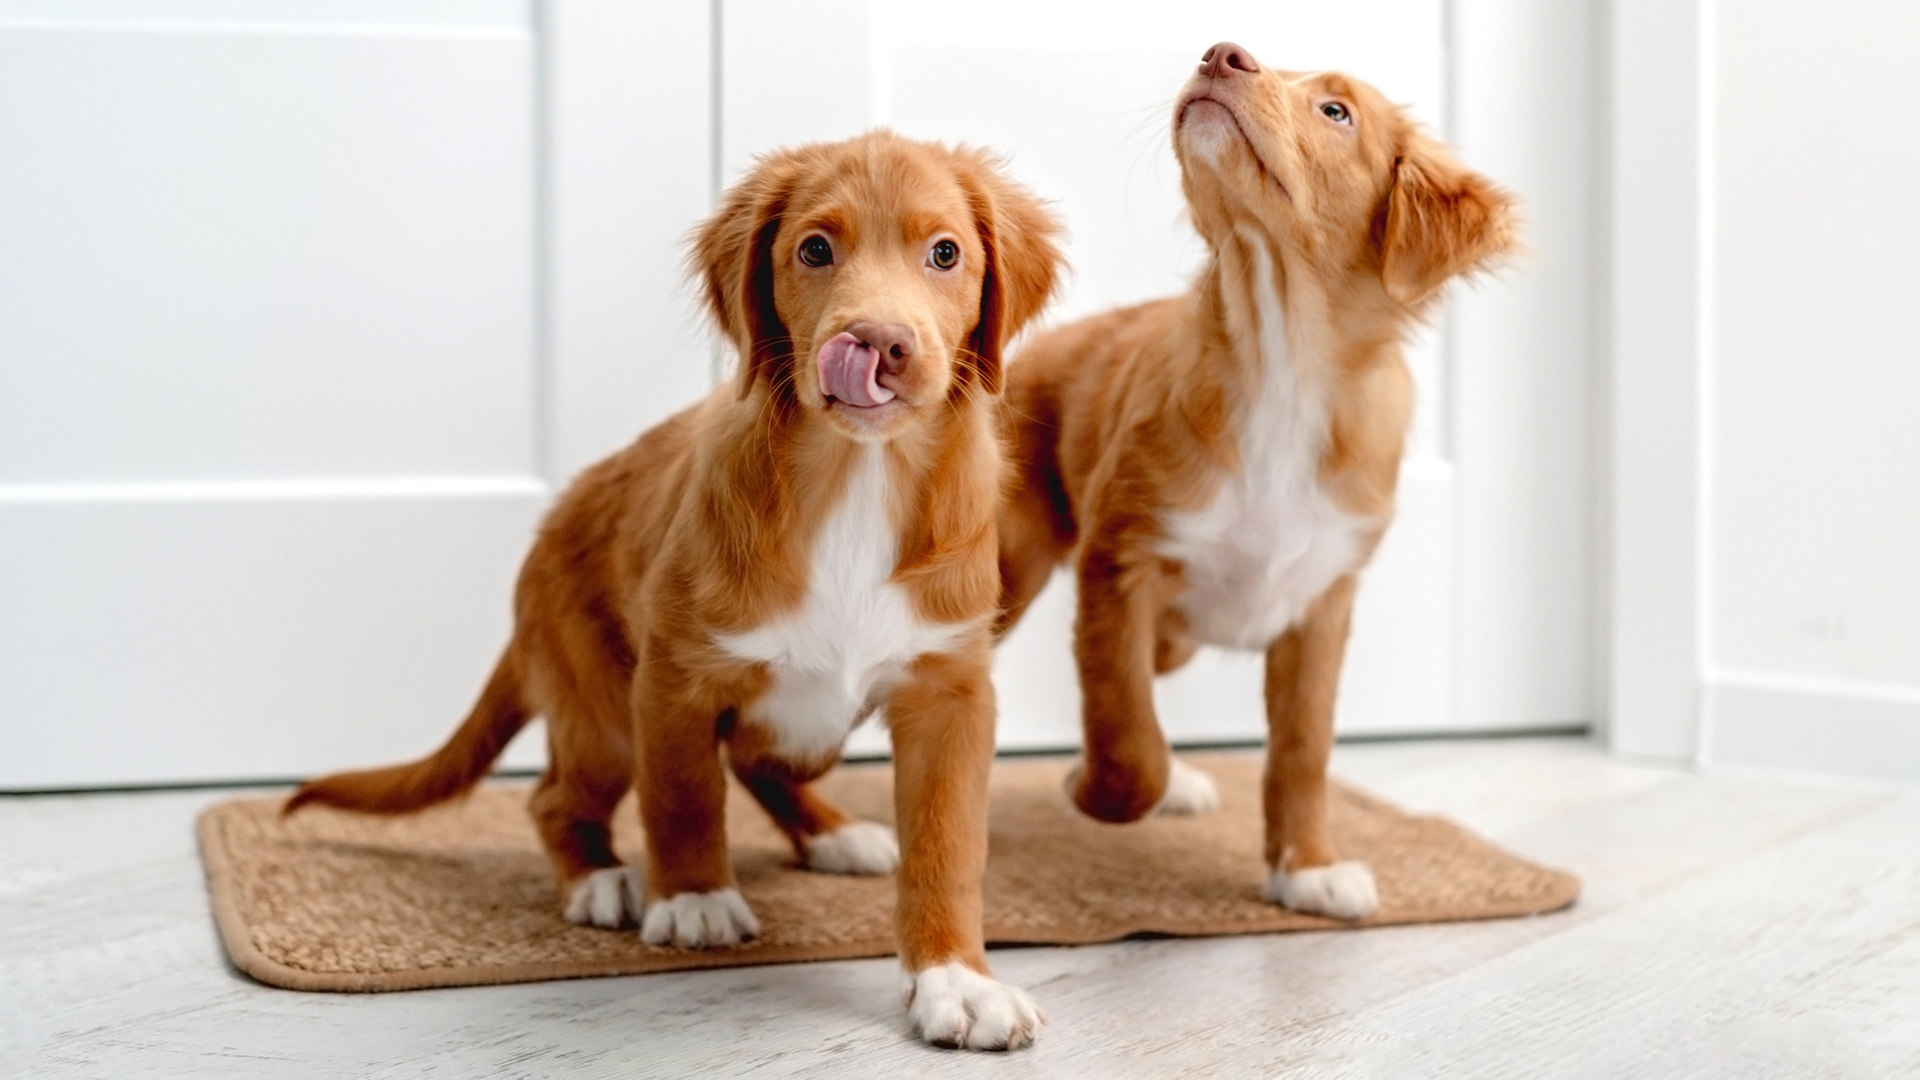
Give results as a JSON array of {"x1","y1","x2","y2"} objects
[
  {"x1": 1254, "y1": 69, "x2": 1407, "y2": 148},
  {"x1": 1267, "y1": 69, "x2": 1359, "y2": 100},
  {"x1": 787, "y1": 143, "x2": 975, "y2": 242}
]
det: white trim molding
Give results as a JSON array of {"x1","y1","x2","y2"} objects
[
  {"x1": 1604, "y1": 0, "x2": 1715, "y2": 760},
  {"x1": 1448, "y1": 0, "x2": 1602, "y2": 736},
  {"x1": 1708, "y1": 671, "x2": 1920, "y2": 785}
]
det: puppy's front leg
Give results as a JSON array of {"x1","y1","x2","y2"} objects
[
  {"x1": 632, "y1": 654, "x2": 760, "y2": 948},
  {"x1": 888, "y1": 648, "x2": 1041, "y2": 1052},
  {"x1": 1070, "y1": 534, "x2": 1174, "y2": 822},
  {"x1": 1260, "y1": 574, "x2": 1378, "y2": 920}
]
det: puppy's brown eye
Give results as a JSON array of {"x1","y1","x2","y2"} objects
[
  {"x1": 929, "y1": 239, "x2": 959, "y2": 270},
  {"x1": 798, "y1": 236, "x2": 833, "y2": 267},
  {"x1": 1320, "y1": 101, "x2": 1352, "y2": 124}
]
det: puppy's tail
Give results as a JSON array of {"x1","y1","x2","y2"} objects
[{"x1": 283, "y1": 649, "x2": 532, "y2": 817}]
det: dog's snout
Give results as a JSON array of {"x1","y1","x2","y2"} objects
[
  {"x1": 847, "y1": 321, "x2": 916, "y2": 375},
  {"x1": 1200, "y1": 41, "x2": 1259, "y2": 78}
]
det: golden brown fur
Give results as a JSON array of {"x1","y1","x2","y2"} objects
[
  {"x1": 289, "y1": 131, "x2": 1063, "y2": 1049},
  {"x1": 996, "y1": 45, "x2": 1515, "y2": 913}
]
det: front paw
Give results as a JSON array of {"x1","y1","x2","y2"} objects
[
  {"x1": 804, "y1": 820, "x2": 900, "y2": 875},
  {"x1": 640, "y1": 888, "x2": 761, "y2": 948},
  {"x1": 1062, "y1": 758, "x2": 1159, "y2": 823},
  {"x1": 1152, "y1": 758, "x2": 1221, "y2": 816},
  {"x1": 564, "y1": 865, "x2": 643, "y2": 929},
  {"x1": 1264, "y1": 860, "x2": 1378, "y2": 920},
  {"x1": 902, "y1": 962, "x2": 1044, "y2": 1051}
]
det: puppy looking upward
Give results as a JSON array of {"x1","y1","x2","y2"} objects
[
  {"x1": 291, "y1": 132, "x2": 1063, "y2": 1051},
  {"x1": 996, "y1": 43, "x2": 1516, "y2": 918}
]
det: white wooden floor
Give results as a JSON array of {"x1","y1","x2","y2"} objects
[{"x1": 4, "y1": 736, "x2": 1917, "y2": 1078}]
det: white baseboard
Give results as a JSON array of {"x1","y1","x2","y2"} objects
[{"x1": 1707, "y1": 670, "x2": 1920, "y2": 785}]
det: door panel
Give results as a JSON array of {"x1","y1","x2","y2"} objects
[
  {"x1": 0, "y1": 487, "x2": 543, "y2": 788},
  {"x1": 0, "y1": 22, "x2": 537, "y2": 481},
  {"x1": 0, "y1": 2, "x2": 549, "y2": 787},
  {"x1": 0, "y1": 1, "x2": 721, "y2": 788}
]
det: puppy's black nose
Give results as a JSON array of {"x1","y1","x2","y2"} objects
[
  {"x1": 1201, "y1": 41, "x2": 1260, "y2": 78},
  {"x1": 846, "y1": 321, "x2": 916, "y2": 375}
]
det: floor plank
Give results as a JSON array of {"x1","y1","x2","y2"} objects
[{"x1": 2, "y1": 737, "x2": 1913, "y2": 1078}]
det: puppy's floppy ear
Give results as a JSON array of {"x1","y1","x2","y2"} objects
[
  {"x1": 959, "y1": 150, "x2": 1065, "y2": 395},
  {"x1": 691, "y1": 149, "x2": 808, "y2": 400},
  {"x1": 1379, "y1": 133, "x2": 1518, "y2": 306}
]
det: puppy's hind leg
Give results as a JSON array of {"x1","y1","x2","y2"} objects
[
  {"x1": 994, "y1": 395, "x2": 1076, "y2": 640},
  {"x1": 732, "y1": 752, "x2": 898, "y2": 876},
  {"x1": 524, "y1": 656, "x2": 646, "y2": 930},
  {"x1": 531, "y1": 762, "x2": 642, "y2": 930},
  {"x1": 1150, "y1": 608, "x2": 1220, "y2": 817}
]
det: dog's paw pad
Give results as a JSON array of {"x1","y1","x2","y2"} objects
[
  {"x1": 1153, "y1": 759, "x2": 1221, "y2": 816},
  {"x1": 804, "y1": 820, "x2": 899, "y2": 875},
  {"x1": 1264, "y1": 860, "x2": 1378, "y2": 920},
  {"x1": 640, "y1": 888, "x2": 760, "y2": 948},
  {"x1": 564, "y1": 865, "x2": 642, "y2": 929},
  {"x1": 902, "y1": 962, "x2": 1044, "y2": 1051}
]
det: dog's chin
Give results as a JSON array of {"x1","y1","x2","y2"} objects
[
  {"x1": 1179, "y1": 98, "x2": 1245, "y2": 164},
  {"x1": 821, "y1": 397, "x2": 915, "y2": 441},
  {"x1": 1181, "y1": 145, "x2": 1293, "y2": 234},
  {"x1": 1183, "y1": 97, "x2": 1280, "y2": 184},
  {"x1": 1178, "y1": 101, "x2": 1291, "y2": 210}
]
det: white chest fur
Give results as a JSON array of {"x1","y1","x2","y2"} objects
[
  {"x1": 714, "y1": 447, "x2": 967, "y2": 760},
  {"x1": 1158, "y1": 243, "x2": 1377, "y2": 651}
]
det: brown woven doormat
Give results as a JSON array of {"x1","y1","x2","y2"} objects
[{"x1": 197, "y1": 752, "x2": 1577, "y2": 992}]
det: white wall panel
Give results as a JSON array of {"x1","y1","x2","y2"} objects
[
  {"x1": 1685, "y1": 0, "x2": 1920, "y2": 781},
  {"x1": 1607, "y1": 0, "x2": 1920, "y2": 779},
  {"x1": 1712, "y1": 0, "x2": 1920, "y2": 690}
]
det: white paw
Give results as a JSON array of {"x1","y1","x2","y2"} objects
[
  {"x1": 640, "y1": 888, "x2": 761, "y2": 948},
  {"x1": 804, "y1": 821, "x2": 900, "y2": 875},
  {"x1": 1264, "y1": 860, "x2": 1379, "y2": 920},
  {"x1": 1153, "y1": 758, "x2": 1221, "y2": 816},
  {"x1": 564, "y1": 865, "x2": 643, "y2": 929},
  {"x1": 901, "y1": 962, "x2": 1044, "y2": 1051}
]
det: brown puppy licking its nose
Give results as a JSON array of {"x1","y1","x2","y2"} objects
[{"x1": 289, "y1": 131, "x2": 1065, "y2": 1052}]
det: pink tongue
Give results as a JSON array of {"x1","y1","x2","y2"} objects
[{"x1": 816, "y1": 332, "x2": 896, "y2": 408}]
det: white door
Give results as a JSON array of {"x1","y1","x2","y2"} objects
[
  {"x1": 721, "y1": 0, "x2": 1458, "y2": 753},
  {"x1": 1, "y1": 0, "x2": 1588, "y2": 789}
]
